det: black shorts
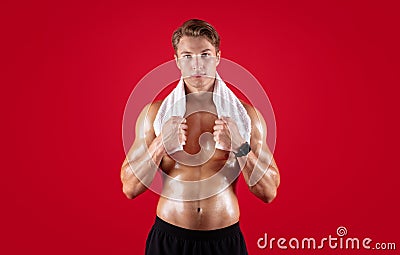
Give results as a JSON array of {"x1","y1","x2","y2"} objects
[{"x1": 145, "y1": 216, "x2": 248, "y2": 255}]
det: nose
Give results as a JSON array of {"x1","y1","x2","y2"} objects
[{"x1": 191, "y1": 56, "x2": 204, "y2": 70}]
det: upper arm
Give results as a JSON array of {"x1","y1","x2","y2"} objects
[
  {"x1": 242, "y1": 103, "x2": 267, "y2": 154},
  {"x1": 243, "y1": 103, "x2": 280, "y2": 186},
  {"x1": 122, "y1": 101, "x2": 162, "y2": 167}
]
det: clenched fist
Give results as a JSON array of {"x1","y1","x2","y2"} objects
[
  {"x1": 161, "y1": 116, "x2": 188, "y2": 154},
  {"x1": 213, "y1": 116, "x2": 245, "y2": 152}
]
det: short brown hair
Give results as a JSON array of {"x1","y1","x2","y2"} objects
[{"x1": 172, "y1": 19, "x2": 220, "y2": 54}]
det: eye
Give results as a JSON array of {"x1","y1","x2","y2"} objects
[
  {"x1": 183, "y1": 55, "x2": 192, "y2": 59},
  {"x1": 201, "y1": 53, "x2": 211, "y2": 58}
]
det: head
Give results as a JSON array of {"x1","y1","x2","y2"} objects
[{"x1": 172, "y1": 19, "x2": 221, "y2": 92}]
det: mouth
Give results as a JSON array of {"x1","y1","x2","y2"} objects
[{"x1": 191, "y1": 74, "x2": 206, "y2": 78}]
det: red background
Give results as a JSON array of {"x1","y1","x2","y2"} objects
[{"x1": 2, "y1": 0, "x2": 399, "y2": 254}]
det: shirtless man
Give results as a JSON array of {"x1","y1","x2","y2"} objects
[{"x1": 121, "y1": 19, "x2": 280, "y2": 255}]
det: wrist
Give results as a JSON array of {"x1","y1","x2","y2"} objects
[
  {"x1": 232, "y1": 139, "x2": 246, "y2": 153},
  {"x1": 233, "y1": 141, "x2": 252, "y2": 157}
]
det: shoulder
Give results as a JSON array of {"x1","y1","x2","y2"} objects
[
  {"x1": 239, "y1": 100, "x2": 265, "y2": 124},
  {"x1": 239, "y1": 100, "x2": 267, "y2": 138},
  {"x1": 135, "y1": 100, "x2": 163, "y2": 132},
  {"x1": 144, "y1": 100, "x2": 163, "y2": 120}
]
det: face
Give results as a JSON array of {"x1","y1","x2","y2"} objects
[{"x1": 175, "y1": 36, "x2": 220, "y2": 92}]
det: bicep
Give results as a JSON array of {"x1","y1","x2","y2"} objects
[
  {"x1": 249, "y1": 107, "x2": 279, "y2": 169},
  {"x1": 123, "y1": 104, "x2": 157, "y2": 167},
  {"x1": 248, "y1": 107, "x2": 268, "y2": 156}
]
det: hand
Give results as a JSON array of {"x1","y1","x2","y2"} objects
[
  {"x1": 161, "y1": 116, "x2": 188, "y2": 154},
  {"x1": 213, "y1": 117, "x2": 245, "y2": 152}
]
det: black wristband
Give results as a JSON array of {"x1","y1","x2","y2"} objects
[{"x1": 234, "y1": 142, "x2": 251, "y2": 157}]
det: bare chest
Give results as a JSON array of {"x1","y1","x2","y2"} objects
[
  {"x1": 160, "y1": 111, "x2": 232, "y2": 175},
  {"x1": 184, "y1": 111, "x2": 218, "y2": 154}
]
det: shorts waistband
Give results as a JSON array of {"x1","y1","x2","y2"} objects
[{"x1": 153, "y1": 216, "x2": 242, "y2": 241}]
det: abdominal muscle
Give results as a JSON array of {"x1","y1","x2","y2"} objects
[{"x1": 156, "y1": 159, "x2": 241, "y2": 230}]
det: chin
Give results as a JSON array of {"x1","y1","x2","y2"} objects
[{"x1": 186, "y1": 77, "x2": 214, "y2": 88}]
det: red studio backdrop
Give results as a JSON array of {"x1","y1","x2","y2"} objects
[{"x1": 2, "y1": 1, "x2": 399, "y2": 254}]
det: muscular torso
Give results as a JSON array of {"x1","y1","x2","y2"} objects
[{"x1": 156, "y1": 98, "x2": 241, "y2": 230}]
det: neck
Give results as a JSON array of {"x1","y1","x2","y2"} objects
[
  {"x1": 184, "y1": 77, "x2": 216, "y2": 94},
  {"x1": 184, "y1": 85, "x2": 214, "y2": 103}
]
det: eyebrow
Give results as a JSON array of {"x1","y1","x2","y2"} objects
[{"x1": 179, "y1": 49, "x2": 212, "y2": 55}]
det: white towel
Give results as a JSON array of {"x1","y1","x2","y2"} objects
[{"x1": 153, "y1": 72, "x2": 251, "y2": 152}]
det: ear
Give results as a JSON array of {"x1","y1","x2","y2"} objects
[
  {"x1": 174, "y1": 54, "x2": 181, "y2": 70},
  {"x1": 216, "y1": 50, "x2": 221, "y2": 66}
]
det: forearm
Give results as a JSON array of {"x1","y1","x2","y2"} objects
[
  {"x1": 121, "y1": 136, "x2": 166, "y2": 199},
  {"x1": 236, "y1": 150, "x2": 279, "y2": 203}
]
